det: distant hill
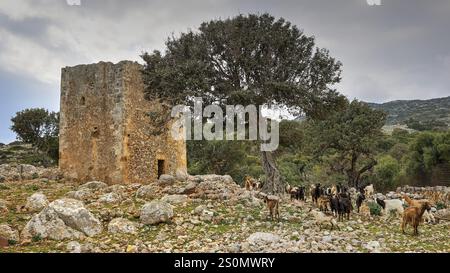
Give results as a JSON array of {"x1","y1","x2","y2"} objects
[{"x1": 368, "y1": 96, "x2": 450, "y2": 131}]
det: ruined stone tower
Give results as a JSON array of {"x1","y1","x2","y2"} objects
[{"x1": 59, "y1": 61, "x2": 187, "y2": 184}]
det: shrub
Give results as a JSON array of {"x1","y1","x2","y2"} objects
[
  {"x1": 32, "y1": 234, "x2": 42, "y2": 242},
  {"x1": 367, "y1": 201, "x2": 382, "y2": 216},
  {"x1": 436, "y1": 202, "x2": 447, "y2": 210},
  {"x1": 8, "y1": 239, "x2": 17, "y2": 246},
  {"x1": 27, "y1": 185, "x2": 40, "y2": 191}
]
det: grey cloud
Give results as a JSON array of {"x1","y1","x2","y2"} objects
[{"x1": 0, "y1": 0, "x2": 449, "y2": 102}]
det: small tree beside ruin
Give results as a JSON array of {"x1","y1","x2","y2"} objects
[{"x1": 141, "y1": 14, "x2": 345, "y2": 194}]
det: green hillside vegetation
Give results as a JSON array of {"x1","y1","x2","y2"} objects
[{"x1": 369, "y1": 96, "x2": 450, "y2": 131}]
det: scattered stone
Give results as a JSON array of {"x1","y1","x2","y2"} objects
[
  {"x1": 67, "y1": 241, "x2": 82, "y2": 253},
  {"x1": 140, "y1": 200, "x2": 174, "y2": 225},
  {"x1": 136, "y1": 185, "x2": 157, "y2": 200},
  {"x1": 108, "y1": 218, "x2": 137, "y2": 234},
  {"x1": 21, "y1": 198, "x2": 102, "y2": 240},
  {"x1": 39, "y1": 168, "x2": 62, "y2": 181},
  {"x1": 126, "y1": 245, "x2": 138, "y2": 253},
  {"x1": 200, "y1": 210, "x2": 214, "y2": 222},
  {"x1": 247, "y1": 232, "x2": 281, "y2": 245},
  {"x1": 179, "y1": 182, "x2": 197, "y2": 195},
  {"x1": 0, "y1": 164, "x2": 42, "y2": 180},
  {"x1": 158, "y1": 174, "x2": 176, "y2": 186},
  {"x1": 161, "y1": 194, "x2": 188, "y2": 205},
  {"x1": 79, "y1": 181, "x2": 108, "y2": 191},
  {"x1": 175, "y1": 170, "x2": 188, "y2": 182},
  {"x1": 25, "y1": 192, "x2": 49, "y2": 212},
  {"x1": 365, "y1": 241, "x2": 381, "y2": 253},
  {"x1": 193, "y1": 205, "x2": 207, "y2": 216},
  {"x1": 189, "y1": 175, "x2": 242, "y2": 200},
  {"x1": 103, "y1": 184, "x2": 126, "y2": 194},
  {"x1": 0, "y1": 224, "x2": 20, "y2": 242},
  {"x1": 65, "y1": 189, "x2": 95, "y2": 202},
  {"x1": 322, "y1": 235, "x2": 333, "y2": 244},
  {"x1": 228, "y1": 243, "x2": 242, "y2": 253},
  {"x1": 98, "y1": 192, "x2": 122, "y2": 204}
]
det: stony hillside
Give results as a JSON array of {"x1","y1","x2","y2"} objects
[
  {"x1": 368, "y1": 96, "x2": 450, "y2": 130},
  {"x1": 0, "y1": 143, "x2": 55, "y2": 167},
  {"x1": 0, "y1": 169, "x2": 449, "y2": 253}
]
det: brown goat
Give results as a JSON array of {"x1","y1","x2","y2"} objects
[
  {"x1": 317, "y1": 196, "x2": 331, "y2": 212},
  {"x1": 264, "y1": 195, "x2": 280, "y2": 221},
  {"x1": 244, "y1": 176, "x2": 257, "y2": 191},
  {"x1": 401, "y1": 202, "x2": 431, "y2": 236},
  {"x1": 403, "y1": 195, "x2": 435, "y2": 223},
  {"x1": 403, "y1": 195, "x2": 430, "y2": 207}
]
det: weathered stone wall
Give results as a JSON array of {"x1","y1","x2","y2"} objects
[
  {"x1": 59, "y1": 61, "x2": 187, "y2": 184},
  {"x1": 120, "y1": 62, "x2": 187, "y2": 184}
]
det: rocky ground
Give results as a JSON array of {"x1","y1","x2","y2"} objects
[{"x1": 0, "y1": 168, "x2": 449, "y2": 253}]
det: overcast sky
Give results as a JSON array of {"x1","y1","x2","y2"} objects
[{"x1": 0, "y1": 0, "x2": 449, "y2": 143}]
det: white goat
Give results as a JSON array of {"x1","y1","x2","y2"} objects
[
  {"x1": 376, "y1": 198, "x2": 404, "y2": 218},
  {"x1": 364, "y1": 184, "x2": 374, "y2": 198}
]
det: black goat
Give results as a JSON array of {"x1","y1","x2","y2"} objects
[
  {"x1": 330, "y1": 195, "x2": 340, "y2": 217},
  {"x1": 291, "y1": 186, "x2": 306, "y2": 201},
  {"x1": 376, "y1": 198, "x2": 386, "y2": 210},
  {"x1": 298, "y1": 186, "x2": 306, "y2": 201},
  {"x1": 338, "y1": 196, "x2": 353, "y2": 221},
  {"x1": 356, "y1": 193, "x2": 366, "y2": 213},
  {"x1": 312, "y1": 183, "x2": 322, "y2": 205}
]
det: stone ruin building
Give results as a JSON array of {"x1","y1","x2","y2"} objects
[{"x1": 59, "y1": 61, "x2": 187, "y2": 184}]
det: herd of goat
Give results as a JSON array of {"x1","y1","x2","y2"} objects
[{"x1": 243, "y1": 176, "x2": 442, "y2": 236}]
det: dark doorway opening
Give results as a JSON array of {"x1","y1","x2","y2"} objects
[{"x1": 158, "y1": 160, "x2": 166, "y2": 179}]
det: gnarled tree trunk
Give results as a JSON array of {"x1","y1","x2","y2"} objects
[{"x1": 260, "y1": 151, "x2": 285, "y2": 195}]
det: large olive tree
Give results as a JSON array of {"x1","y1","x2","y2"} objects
[{"x1": 141, "y1": 14, "x2": 345, "y2": 194}]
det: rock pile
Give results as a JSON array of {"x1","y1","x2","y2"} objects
[
  {"x1": 188, "y1": 175, "x2": 244, "y2": 200},
  {"x1": 21, "y1": 198, "x2": 103, "y2": 240},
  {"x1": 0, "y1": 164, "x2": 61, "y2": 181}
]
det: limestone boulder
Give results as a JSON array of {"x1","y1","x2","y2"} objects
[
  {"x1": 25, "y1": 193, "x2": 49, "y2": 212},
  {"x1": 158, "y1": 174, "x2": 176, "y2": 186},
  {"x1": 136, "y1": 185, "x2": 158, "y2": 200},
  {"x1": 160, "y1": 194, "x2": 188, "y2": 205},
  {"x1": 65, "y1": 189, "x2": 96, "y2": 202},
  {"x1": 0, "y1": 224, "x2": 20, "y2": 242},
  {"x1": 179, "y1": 182, "x2": 197, "y2": 195},
  {"x1": 247, "y1": 232, "x2": 281, "y2": 246},
  {"x1": 98, "y1": 192, "x2": 122, "y2": 204},
  {"x1": 67, "y1": 241, "x2": 82, "y2": 253},
  {"x1": 108, "y1": 218, "x2": 137, "y2": 234},
  {"x1": 175, "y1": 170, "x2": 188, "y2": 182},
  {"x1": 140, "y1": 200, "x2": 173, "y2": 225},
  {"x1": 21, "y1": 198, "x2": 102, "y2": 240},
  {"x1": 79, "y1": 181, "x2": 108, "y2": 191}
]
